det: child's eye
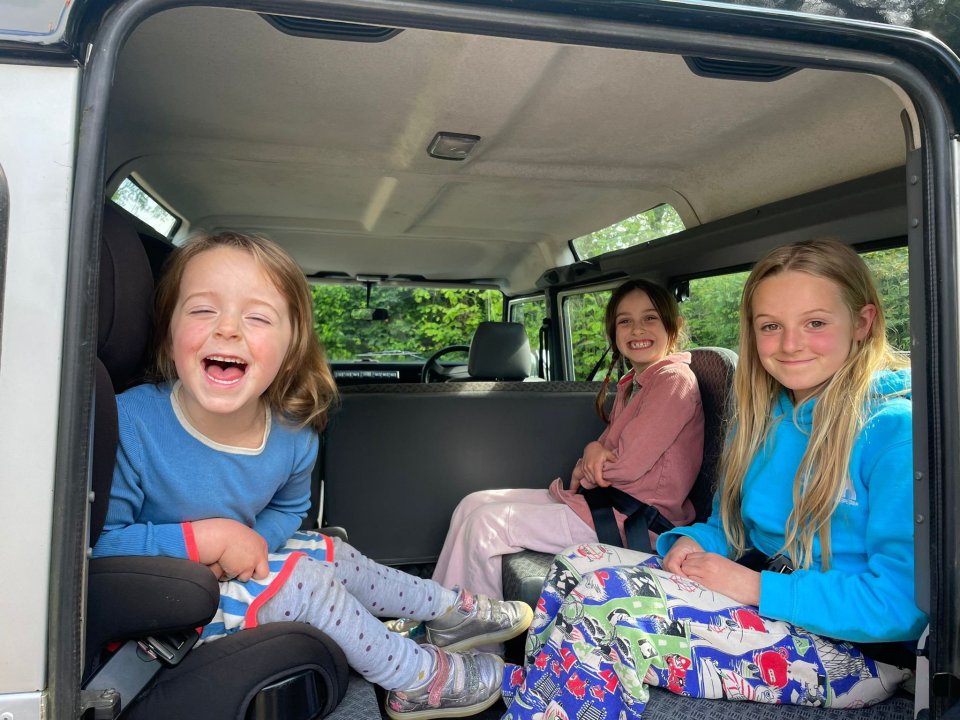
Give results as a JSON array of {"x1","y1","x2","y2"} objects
[
  {"x1": 617, "y1": 318, "x2": 631, "y2": 326},
  {"x1": 807, "y1": 320, "x2": 826, "y2": 329},
  {"x1": 759, "y1": 323, "x2": 779, "y2": 332},
  {"x1": 247, "y1": 315, "x2": 271, "y2": 325},
  {"x1": 188, "y1": 307, "x2": 214, "y2": 316},
  {"x1": 643, "y1": 315, "x2": 659, "y2": 324}
]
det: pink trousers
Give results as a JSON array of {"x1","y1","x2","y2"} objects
[{"x1": 431, "y1": 488, "x2": 597, "y2": 599}]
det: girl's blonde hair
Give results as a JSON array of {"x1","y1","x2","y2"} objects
[
  {"x1": 153, "y1": 231, "x2": 338, "y2": 431},
  {"x1": 595, "y1": 279, "x2": 685, "y2": 421},
  {"x1": 719, "y1": 238, "x2": 907, "y2": 569}
]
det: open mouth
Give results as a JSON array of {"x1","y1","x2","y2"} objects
[
  {"x1": 628, "y1": 340, "x2": 654, "y2": 350},
  {"x1": 203, "y1": 355, "x2": 248, "y2": 384}
]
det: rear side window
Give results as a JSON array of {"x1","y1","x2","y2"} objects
[
  {"x1": 682, "y1": 246, "x2": 909, "y2": 353},
  {"x1": 111, "y1": 177, "x2": 179, "y2": 236},
  {"x1": 683, "y1": 270, "x2": 750, "y2": 352},
  {"x1": 509, "y1": 296, "x2": 547, "y2": 355},
  {"x1": 572, "y1": 205, "x2": 684, "y2": 260},
  {"x1": 562, "y1": 287, "x2": 613, "y2": 380},
  {"x1": 863, "y1": 246, "x2": 909, "y2": 351}
]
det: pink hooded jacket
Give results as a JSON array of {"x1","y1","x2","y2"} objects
[{"x1": 548, "y1": 351, "x2": 704, "y2": 542}]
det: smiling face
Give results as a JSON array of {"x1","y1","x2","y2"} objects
[
  {"x1": 751, "y1": 270, "x2": 875, "y2": 403},
  {"x1": 169, "y1": 246, "x2": 293, "y2": 439},
  {"x1": 613, "y1": 289, "x2": 670, "y2": 373}
]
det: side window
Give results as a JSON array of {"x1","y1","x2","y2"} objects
[
  {"x1": 508, "y1": 296, "x2": 547, "y2": 356},
  {"x1": 862, "y1": 246, "x2": 909, "y2": 351},
  {"x1": 682, "y1": 270, "x2": 749, "y2": 352},
  {"x1": 571, "y1": 204, "x2": 684, "y2": 260},
  {"x1": 681, "y1": 246, "x2": 908, "y2": 353},
  {"x1": 562, "y1": 288, "x2": 613, "y2": 381},
  {"x1": 111, "y1": 177, "x2": 179, "y2": 236}
]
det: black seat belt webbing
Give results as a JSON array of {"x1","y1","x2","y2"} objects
[{"x1": 580, "y1": 486, "x2": 673, "y2": 553}]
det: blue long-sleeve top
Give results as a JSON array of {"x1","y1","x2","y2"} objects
[
  {"x1": 657, "y1": 369, "x2": 927, "y2": 643},
  {"x1": 92, "y1": 382, "x2": 317, "y2": 560}
]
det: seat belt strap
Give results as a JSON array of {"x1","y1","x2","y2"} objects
[
  {"x1": 580, "y1": 487, "x2": 673, "y2": 552},
  {"x1": 84, "y1": 629, "x2": 199, "y2": 715}
]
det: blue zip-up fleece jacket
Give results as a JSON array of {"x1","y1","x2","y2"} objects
[{"x1": 658, "y1": 369, "x2": 927, "y2": 643}]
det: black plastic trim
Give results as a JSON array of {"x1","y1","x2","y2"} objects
[
  {"x1": 684, "y1": 55, "x2": 797, "y2": 81},
  {"x1": 260, "y1": 13, "x2": 401, "y2": 41}
]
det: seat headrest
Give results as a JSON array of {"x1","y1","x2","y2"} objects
[
  {"x1": 98, "y1": 204, "x2": 156, "y2": 390},
  {"x1": 467, "y1": 322, "x2": 533, "y2": 381}
]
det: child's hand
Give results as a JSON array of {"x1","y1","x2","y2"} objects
[
  {"x1": 569, "y1": 460, "x2": 586, "y2": 492},
  {"x1": 192, "y1": 518, "x2": 270, "y2": 581},
  {"x1": 677, "y1": 552, "x2": 761, "y2": 607},
  {"x1": 661, "y1": 536, "x2": 703, "y2": 574},
  {"x1": 217, "y1": 526, "x2": 270, "y2": 582},
  {"x1": 581, "y1": 441, "x2": 617, "y2": 487}
]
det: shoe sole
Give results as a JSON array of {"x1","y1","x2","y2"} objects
[
  {"x1": 384, "y1": 657, "x2": 504, "y2": 720},
  {"x1": 436, "y1": 603, "x2": 534, "y2": 653}
]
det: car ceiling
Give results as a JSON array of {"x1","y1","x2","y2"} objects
[{"x1": 106, "y1": 6, "x2": 910, "y2": 293}]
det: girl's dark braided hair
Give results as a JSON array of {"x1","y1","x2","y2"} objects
[{"x1": 594, "y1": 279, "x2": 685, "y2": 421}]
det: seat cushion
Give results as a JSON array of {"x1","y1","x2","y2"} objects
[
  {"x1": 124, "y1": 623, "x2": 351, "y2": 720},
  {"x1": 503, "y1": 549, "x2": 555, "y2": 609}
]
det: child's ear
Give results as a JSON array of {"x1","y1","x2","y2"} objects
[{"x1": 854, "y1": 303, "x2": 877, "y2": 341}]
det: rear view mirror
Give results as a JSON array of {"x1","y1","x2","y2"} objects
[{"x1": 350, "y1": 307, "x2": 391, "y2": 322}]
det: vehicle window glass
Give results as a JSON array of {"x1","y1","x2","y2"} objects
[
  {"x1": 563, "y1": 288, "x2": 613, "y2": 381},
  {"x1": 509, "y1": 296, "x2": 547, "y2": 355},
  {"x1": 312, "y1": 284, "x2": 503, "y2": 362},
  {"x1": 110, "y1": 177, "x2": 178, "y2": 236},
  {"x1": 571, "y1": 205, "x2": 684, "y2": 260},
  {"x1": 683, "y1": 270, "x2": 750, "y2": 352},
  {"x1": 863, "y1": 246, "x2": 910, "y2": 351},
  {"x1": 682, "y1": 246, "x2": 909, "y2": 353}
]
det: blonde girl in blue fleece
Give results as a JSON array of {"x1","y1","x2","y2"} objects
[
  {"x1": 92, "y1": 232, "x2": 532, "y2": 720},
  {"x1": 503, "y1": 239, "x2": 926, "y2": 719}
]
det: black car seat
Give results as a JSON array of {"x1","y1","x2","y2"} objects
[
  {"x1": 83, "y1": 204, "x2": 355, "y2": 719},
  {"x1": 500, "y1": 346, "x2": 738, "y2": 609}
]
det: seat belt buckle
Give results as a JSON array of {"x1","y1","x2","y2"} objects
[{"x1": 140, "y1": 629, "x2": 199, "y2": 666}]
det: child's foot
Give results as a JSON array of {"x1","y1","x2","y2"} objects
[
  {"x1": 384, "y1": 646, "x2": 504, "y2": 720},
  {"x1": 426, "y1": 589, "x2": 533, "y2": 652}
]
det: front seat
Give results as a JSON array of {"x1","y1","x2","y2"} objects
[
  {"x1": 83, "y1": 204, "x2": 354, "y2": 719},
  {"x1": 463, "y1": 321, "x2": 539, "y2": 381}
]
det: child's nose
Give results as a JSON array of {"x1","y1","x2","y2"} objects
[
  {"x1": 781, "y1": 327, "x2": 803, "y2": 352},
  {"x1": 215, "y1": 313, "x2": 241, "y2": 338}
]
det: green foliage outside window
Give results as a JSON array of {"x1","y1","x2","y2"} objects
[
  {"x1": 572, "y1": 205, "x2": 685, "y2": 259},
  {"x1": 111, "y1": 177, "x2": 178, "y2": 236},
  {"x1": 313, "y1": 285, "x2": 503, "y2": 361},
  {"x1": 682, "y1": 247, "x2": 911, "y2": 353}
]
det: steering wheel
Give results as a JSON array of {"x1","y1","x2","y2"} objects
[{"x1": 421, "y1": 345, "x2": 470, "y2": 383}]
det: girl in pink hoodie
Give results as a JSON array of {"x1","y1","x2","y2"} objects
[{"x1": 432, "y1": 280, "x2": 704, "y2": 599}]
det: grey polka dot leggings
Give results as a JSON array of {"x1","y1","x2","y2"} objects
[{"x1": 257, "y1": 537, "x2": 458, "y2": 690}]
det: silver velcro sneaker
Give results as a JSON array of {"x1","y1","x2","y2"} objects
[
  {"x1": 385, "y1": 646, "x2": 504, "y2": 720},
  {"x1": 425, "y1": 589, "x2": 533, "y2": 652}
]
